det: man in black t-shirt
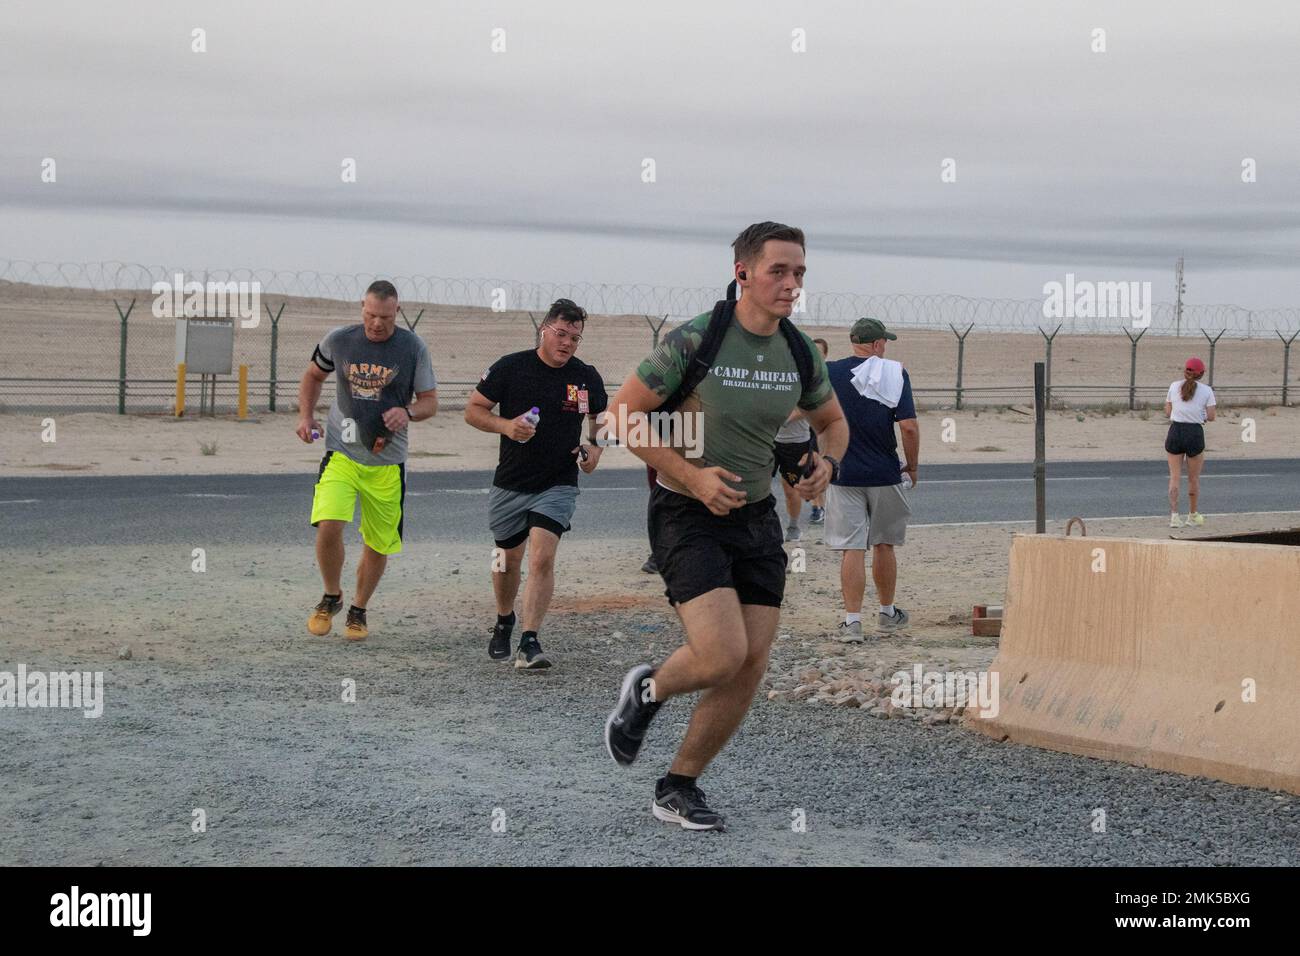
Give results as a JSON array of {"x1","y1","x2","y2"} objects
[{"x1": 464, "y1": 299, "x2": 608, "y2": 669}]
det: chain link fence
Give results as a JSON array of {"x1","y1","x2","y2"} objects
[{"x1": 2, "y1": 258, "x2": 1298, "y2": 413}]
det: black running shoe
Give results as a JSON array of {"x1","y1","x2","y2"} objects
[
  {"x1": 641, "y1": 554, "x2": 658, "y2": 574},
  {"x1": 652, "y1": 779, "x2": 726, "y2": 831},
  {"x1": 604, "y1": 664, "x2": 661, "y2": 766},
  {"x1": 489, "y1": 615, "x2": 515, "y2": 661},
  {"x1": 515, "y1": 634, "x2": 551, "y2": 670}
]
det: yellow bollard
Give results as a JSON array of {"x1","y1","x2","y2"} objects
[
  {"x1": 238, "y1": 364, "x2": 248, "y2": 420},
  {"x1": 175, "y1": 362, "x2": 186, "y2": 417}
]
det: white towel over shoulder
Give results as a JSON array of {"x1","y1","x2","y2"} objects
[{"x1": 850, "y1": 356, "x2": 905, "y2": 408}]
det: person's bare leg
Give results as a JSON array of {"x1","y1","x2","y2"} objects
[
  {"x1": 1187, "y1": 453, "x2": 1205, "y2": 513},
  {"x1": 872, "y1": 543, "x2": 897, "y2": 607},
  {"x1": 840, "y1": 549, "x2": 866, "y2": 613},
  {"x1": 651, "y1": 588, "x2": 748, "y2": 699},
  {"x1": 1167, "y1": 453, "x2": 1182, "y2": 513},
  {"x1": 521, "y1": 526, "x2": 560, "y2": 633},
  {"x1": 670, "y1": 603, "x2": 780, "y2": 777},
  {"x1": 315, "y1": 520, "x2": 345, "y2": 595},
  {"x1": 782, "y1": 481, "x2": 801, "y2": 522},
  {"x1": 492, "y1": 541, "x2": 526, "y2": 616},
  {"x1": 353, "y1": 544, "x2": 387, "y2": 608}
]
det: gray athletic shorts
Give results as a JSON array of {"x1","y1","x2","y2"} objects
[
  {"x1": 824, "y1": 483, "x2": 911, "y2": 549},
  {"x1": 489, "y1": 484, "x2": 579, "y2": 549}
]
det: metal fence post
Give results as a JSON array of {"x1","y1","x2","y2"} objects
[
  {"x1": 645, "y1": 314, "x2": 669, "y2": 349},
  {"x1": 950, "y1": 323, "x2": 974, "y2": 410},
  {"x1": 1201, "y1": 329, "x2": 1224, "y2": 387},
  {"x1": 528, "y1": 312, "x2": 541, "y2": 348},
  {"x1": 266, "y1": 302, "x2": 284, "y2": 411},
  {"x1": 114, "y1": 298, "x2": 135, "y2": 414},
  {"x1": 399, "y1": 306, "x2": 424, "y2": 332},
  {"x1": 1123, "y1": 326, "x2": 1146, "y2": 410},
  {"x1": 1280, "y1": 330, "x2": 1300, "y2": 406},
  {"x1": 1038, "y1": 324, "x2": 1062, "y2": 408},
  {"x1": 1034, "y1": 361, "x2": 1046, "y2": 533}
]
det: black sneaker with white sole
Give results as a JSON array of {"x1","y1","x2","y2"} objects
[
  {"x1": 604, "y1": 664, "x2": 661, "y2": 766},
  {"x1": 489, "y1": 615, "x2": 515, "y2": 661},
  {"x1": 515, "y1": 633, "x2": 551, "y2": 670},
  {"x1": 652, "y1": 779, "x2": 726, "y2": 831}
]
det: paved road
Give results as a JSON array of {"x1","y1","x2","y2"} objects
[{"x1": 2, "y1": 458, "x2": 1297, "y2": 549}]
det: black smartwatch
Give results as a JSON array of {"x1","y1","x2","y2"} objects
[{"x1": 821, "y1": 454, "x2": 840, "y2": 483}]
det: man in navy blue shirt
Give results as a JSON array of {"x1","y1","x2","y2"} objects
[{"x1": 824, "y1": 318, "x2": 920, "y2": 641}]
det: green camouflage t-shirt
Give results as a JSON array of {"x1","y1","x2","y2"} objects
[{"x1": 635, "y1": 312, "x2": 833, "y2": 504}]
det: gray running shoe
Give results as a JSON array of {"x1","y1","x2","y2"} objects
[
  {"x1": 878, "y1": 607, "x2": 910, "y2": 632},
  {"x1": 835, "y1": 620, "x2": 864, "y2": 643},
  {"x1": 785, "y1": 525, "x2": 802, "y2": 543}
]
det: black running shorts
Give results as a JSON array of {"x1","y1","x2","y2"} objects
[
  {"x1": 647, "y1": 483, "x2": 787, "y2": 607},
  {"x1": 1165, "y1": 421, "x2": 1205, "y2": 457}
]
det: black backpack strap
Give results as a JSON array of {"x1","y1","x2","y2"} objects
[
  {"x1": 658, "y1": 292, "x2": 735, "y2": 416},
  {"x1": 773, "y1": 318, "x2": 818, "y2": 482},
  {"x1": 778, "y1": 317, "x2": 815, "y2": 404}
]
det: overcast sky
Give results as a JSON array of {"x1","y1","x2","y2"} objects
[{"x1": 2, "y1": 0, "x2": 1298, "y2": 307}]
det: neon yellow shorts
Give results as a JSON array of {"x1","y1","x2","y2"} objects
[{"x1": 310, "y1": 451, "x2": 406, "y2": 555}]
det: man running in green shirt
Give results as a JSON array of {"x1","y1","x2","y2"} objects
[{"x1": 603, "y1": 222, "x2": 849, "y2": 830}]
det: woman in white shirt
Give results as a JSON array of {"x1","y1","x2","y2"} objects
[{"x1": 1163, "y1": 357, "x2": 1216, "y2": 528}]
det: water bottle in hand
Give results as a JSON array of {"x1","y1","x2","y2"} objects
[{"x1": 518, "y1": 407, "x2": 540, "y2": 443}]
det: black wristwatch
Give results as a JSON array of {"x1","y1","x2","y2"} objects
[{"x1": 821, "y1": 454, "x2": 840, "y2": 483}]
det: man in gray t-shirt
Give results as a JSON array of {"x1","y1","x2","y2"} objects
[
  {"x1": 295, "y1": 281, "x2": 438, "y2": 641},
  {"x1": 315, "y1": 322, "x2": 436, "y2": 465}
]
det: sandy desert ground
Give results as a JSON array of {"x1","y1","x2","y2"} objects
[
  {"x1": 2, "y1": 404, "x2": 1297, "y2": 478},
  {"x1": 3, "y1": 280, "x2": 1297, "y2": 415}
]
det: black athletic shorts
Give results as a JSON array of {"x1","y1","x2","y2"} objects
[
  {"x1": 647, "y1": 483, "x2": 786, "y2": 607},
  {"x1": 1165, "y1": 421, "x2": 1205, "y2": 457}
]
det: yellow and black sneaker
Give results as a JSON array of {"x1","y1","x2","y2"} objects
[
  {"x1": 307, "y1": 593, "x2": 343, "y2": 636},
  {"x1": 344, "y1": 605, "x2": 369, "y2": 642}
]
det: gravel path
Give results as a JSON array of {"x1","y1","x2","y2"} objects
[{"x1": 3, "y1": 536, "x2": 1296, "y2": 866}]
